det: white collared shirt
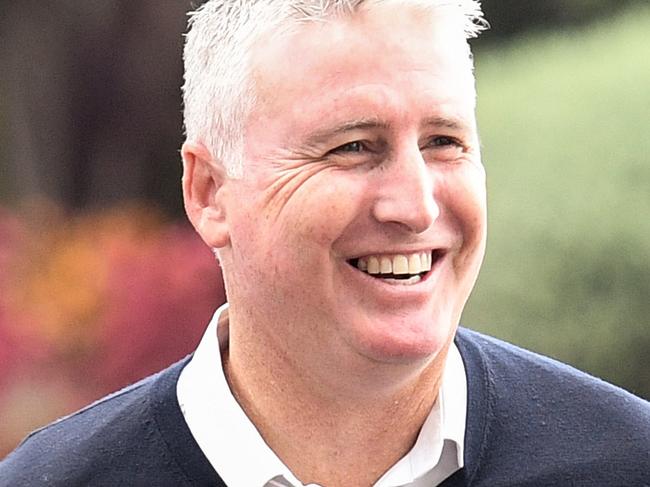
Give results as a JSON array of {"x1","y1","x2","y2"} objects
[{"x1": 177, "y1": 304, "x2": 467, "y2": 487}]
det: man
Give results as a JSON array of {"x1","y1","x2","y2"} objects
[{"x1": 1, "y1": 1, "x2": 648, "y2": 486}]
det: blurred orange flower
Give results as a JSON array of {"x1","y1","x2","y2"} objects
[{"x1": 0, "y1": 201, "x2": 225, "y2": 456}]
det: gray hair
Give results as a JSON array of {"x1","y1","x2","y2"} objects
[{"x1": 182, "y1": 0, "x2": 488, "y2": 178}]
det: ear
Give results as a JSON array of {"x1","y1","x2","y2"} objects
[{"x1": 181, "y1": 141, "x2": 230, "y2": 249}]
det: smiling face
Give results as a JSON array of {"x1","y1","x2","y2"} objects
[{"x1": 205, "y1": 4, "x2": 486, "y2": 373}]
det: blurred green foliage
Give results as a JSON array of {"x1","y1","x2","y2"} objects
[{"x1": 465, "y1": 5, "x2": 650, "y2": 398}]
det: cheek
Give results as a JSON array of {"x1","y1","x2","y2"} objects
[
  {"x1": 285, "y1": 172, "x2": 368, "y2": 246},
  {"x1": 439, "y1": 164, "x2": 487, "y2": 251},
  {"x1": 231, "y1": 169, "x2": 367, "y2": 272}
]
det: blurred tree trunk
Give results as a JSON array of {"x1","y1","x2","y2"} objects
[
  {"x1": 480, "y1": 0, "x2": 642, "y2": 42},
  {"x1": 1, "y1": 1, "x2": 193, "y2": 216}
]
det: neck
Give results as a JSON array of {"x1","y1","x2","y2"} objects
[{"x1": 223, "y1": 316, "x2": 451, "y2": 487}]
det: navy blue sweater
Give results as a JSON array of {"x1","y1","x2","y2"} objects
[{"x1": 2, "y1": 328, "x2": 649, "y2": 486}]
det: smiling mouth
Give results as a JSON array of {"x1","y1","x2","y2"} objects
[{"x1": 347, "y1": 250, "x2": 443, "y2": 283}]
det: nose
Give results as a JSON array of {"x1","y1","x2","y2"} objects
[{"x1": 371, "y1": 149, "x2": 440, "y2": 234}]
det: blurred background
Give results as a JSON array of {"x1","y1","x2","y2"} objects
[{"x1": 0, "y1": 0, "x2": 648, "y2": 457}]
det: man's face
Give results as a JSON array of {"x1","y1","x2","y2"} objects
[{"x1": 219, "y1": 5, "x2": 486, "y2": 367}]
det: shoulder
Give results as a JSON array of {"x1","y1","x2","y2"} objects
[
  {"x1": 455, "y1": 327, "x2": 650, "y2": 485},
  {"x1": 456, "y1": 326, "x2": 649, "y2": 411},
  {"x1": 0, "y1": 357, "x2": 207, "y2": 487}
]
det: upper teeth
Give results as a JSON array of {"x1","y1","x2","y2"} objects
[{"x1": 357, "y1": 252, "x2": 432, "y2": 275}]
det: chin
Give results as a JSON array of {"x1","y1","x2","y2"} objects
[{"x1": 348, "y1": 312, "x2": 457, "y2": 365}]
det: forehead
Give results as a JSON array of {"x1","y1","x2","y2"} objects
[{"x1": 248, "y1": 4, "x2": 476, "y2": 138}]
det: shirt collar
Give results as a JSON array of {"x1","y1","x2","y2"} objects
[
  {"x1": 375, "y1": 336, "x2": 467, "y2": 486},
  {"x1": 177, "y1": 303, "x2": 466, "y2": 487}
]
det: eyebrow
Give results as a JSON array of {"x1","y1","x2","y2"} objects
[
  {"x1": 304, "y1": 118, "x2": 391, "y2": 146},
  {"x1": 304, "y1": 114, "x2": 469, "y2": 146},
  {"x1": 421, "y1": 115, "x2": 468, "y2": 131}
]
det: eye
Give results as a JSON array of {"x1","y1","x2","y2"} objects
[
  {"x1": 429, "y1": 136, "x2": 462, "y2": 148},
  {"x1": 423, "y1": 135, "x2": 466, "y2": 162},
  {"x1": 331, "y1": 141, "x2": 366, "y2": 153}
]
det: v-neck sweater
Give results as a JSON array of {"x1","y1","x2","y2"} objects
[{"x1": 2, "y1": 327, "x2": 649, "y2": 486}]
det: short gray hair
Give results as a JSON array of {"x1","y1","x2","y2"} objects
[{"x1": 182, "y1": 0, "x2": 488, "y2": 178}]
